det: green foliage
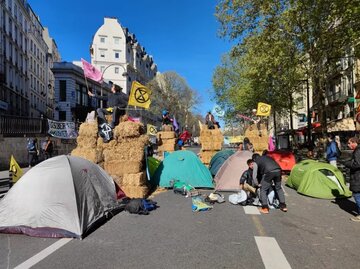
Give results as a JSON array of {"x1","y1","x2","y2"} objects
[{"x1": 214, "y1": 0, "x2": 360, "y2": 128}]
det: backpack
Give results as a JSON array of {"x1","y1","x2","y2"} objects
[
  {"x1": 27, "y1": 140, "x2": 35, "y2": 152},
  {"x1": 124, "y1": 198, "x2": 157, "y2": 215}
]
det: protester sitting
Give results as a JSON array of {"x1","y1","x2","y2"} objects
[
  {"x1": 243, "y1": 137, "x2": 251, "y2": 150},
  {"x1": 88, "y1": 84, "x2": 127, "y2": 129},
  {"x1": 240, "y1": 159, "x2": 258, "y2": 203}
]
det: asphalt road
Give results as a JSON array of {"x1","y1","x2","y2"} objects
[{"x1": 1, "y1": 148, "x2": 360, "y2": 269}]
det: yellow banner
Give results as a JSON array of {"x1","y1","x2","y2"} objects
[
  {"x1": 9, "y1": 155, "x2": 23, "y2": 183},
  {"x1": 128, "y1": 81, "x2": 151, "y2": 109},
  {"x1": 256, "y1": 102, "x2": 271, "y2": 116},
  {"x1": 147, "y1": 124, "x2": 157, "y2": 136}
]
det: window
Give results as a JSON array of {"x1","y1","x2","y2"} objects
[
  {"x1": 114, "y1": 67, "x2": 119, "y2": 74},
  {"x1": 59, "y1": 80, "x2": 66, "y2": 101},
  {"x1": 115, "y1": 52, "x2": 119, "y2": 59},
  {"x1": 100, "y1": 50, "x2": 105, "y2": 58},
  {"x1": 100, "y1": 37, "x2": 105, "y2": 43},
  {"x1": 59, "y1": 111, "x2": 66, "y2": 121},
  {"x1": 114, "y1": 37, "x2": 120, "y2": 44}
]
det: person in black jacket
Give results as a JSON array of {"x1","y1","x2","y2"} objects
[
  {"x1": 88, "y1": 84, "x2": 128, "y2": 128},
  {"x1": 252, "y1": 153, "x2": 287, "y2": 214},
  {"x1": 343, "y1": 137, "x2": 360, "y2": 222}
]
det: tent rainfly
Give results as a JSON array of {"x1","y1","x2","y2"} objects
[
  {"x1": 214, "y1": 150, "x2": 253, "y2": 191},
  {"x1": 209, "y1": 150, "x2": 235, "y2": 177},
  {"x1": 0, "y1": 155, "x2": 122, "y2": 238},
  {"x1": 151, "y1": 150, "x2": 214, "y2": 188},
  {"x1": 286, "y1": 160, "x2": 352, "y2": 199}
]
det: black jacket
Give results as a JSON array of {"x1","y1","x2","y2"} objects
[
  {"x1": 240, "y1": 169, "x2": 253, "y2": 186},
  {"x1": 254, "y1": 155, "x2": 281, "y2": 182},
  {"x1": 344, "y1": 145, "x2": 360, "y2": 192},
  {"x1": 95, "y1": 92, "x2": 128, "y2": 108}
]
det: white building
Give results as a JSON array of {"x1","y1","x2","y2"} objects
[
  {"x1": 90, "y1": 17, "x2": 158, "y2": 95},
  {"x1": 43, "y1": 27, "x2": 61, "y2": 119},
  {"x1": 0, "y1": 0, "x2": 31, "y2": 116},
  {"x1": 27, "y1": 5, "x2": 49, "y2": 118},
  {"x1": 0, "y1": 0, "x2": 60, "y2": 119}
]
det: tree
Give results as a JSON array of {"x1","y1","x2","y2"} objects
[
  {"x1": 215, "y1": 0, "x2": 360, "y2": 133},
  {"x1": 147, "y1": 71, "x2": 201, "y2": 131}
]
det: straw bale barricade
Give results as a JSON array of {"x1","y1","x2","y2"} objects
[
  {"x1": 198, "y1": 125, "x2": 223, "y2": 166},
  {"x1": 244, "y1": 123, "x2": 269, "y2": 153},
  {"x1": 71, "y1": 119, "x2": 150, "y2": 198},
  {"x1": 156, "y1": 130, "x2": 176, "y2": 156}
]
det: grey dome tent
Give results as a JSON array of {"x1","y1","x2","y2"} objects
[{"x1": 0, "y1": 155, "x2": 122, "y2": 238}]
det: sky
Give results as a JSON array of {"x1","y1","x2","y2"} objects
[{"x1": 28, "y1": 0, "x2": 233, "y2": 119}]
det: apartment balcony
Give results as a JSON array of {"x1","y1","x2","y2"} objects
[{"x1": 326, "y1": 91, "x2": 348, "y2": 105}]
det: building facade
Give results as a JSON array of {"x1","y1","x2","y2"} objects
[
  {"x1": 52, "y1": 62, "x2": 112, "y2": 122},
  {"x1": 0, "y1": 0, "x2": 59, "y2": 119},
  {"x1": 90, "y1": 17, "x2": 158, "y2": 95}
]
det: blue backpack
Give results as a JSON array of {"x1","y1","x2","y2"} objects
[{"x1": 27, "y1": 140, "x2": 35, "y2": 151}]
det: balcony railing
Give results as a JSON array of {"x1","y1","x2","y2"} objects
[{"x1": 0, "y1": 115, "x2": 48, "y2": 136}]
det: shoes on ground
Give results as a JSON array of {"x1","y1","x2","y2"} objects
[
  {"x1": 259, "y1": 207, "x2": 269, "y2": 214},
  {"x1": 280, "y1": 207, "x2": 288, "y2": 212},
  {"x1": 350, "y1": 215, "x2": 360, "y2": 222}
]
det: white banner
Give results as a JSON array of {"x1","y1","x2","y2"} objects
[{"x1": 47, "y1": 119, "x2": 78, "y2": 139}]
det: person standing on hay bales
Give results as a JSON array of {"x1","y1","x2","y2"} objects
[
  {"x1": 88, "y1": 84, "x2": 127, "y2": 129},
  {"x1": 161, "y1": 109, "x2": 173, "y2": 130},
  {"x1": 205, "y1": 111, "x2": 216, "y2": 129}
]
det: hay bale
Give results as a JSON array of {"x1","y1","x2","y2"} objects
[
  {"x1": 71, "y1": 148, "x2": 103, "y2": 163},
  {"x1": 114, "y1": 121, "x2": 145, "y2": 139},
  {"x1": 122, "y1": 172, "x2": 147, "y2": 186},
  {"x1": 199, "y1": 151, "x2": 217, "y2": 164},
  {"x1": 77, "y1": 136, "x2": 97, "y2": 148},
  {"x1": 78, "y1": 122, "x2": 98, "y2": 138},
  {"x1": 201, "y1": 141, "x2": 223, "y2": 151},
  {"x1": 157, "y1": 131, "x2": 176, "y2": 140},
  {"x1": 121, "y1": 185, "x2": 149, "y2": 198},
  {"x1": 159, "y1": 138, "x2": 176, "y2": 146},
  {"x1": 97, "y1": 138, "x2": 117, "y2": 150},
  {"x1": 112, "y1": 175, "x2": 123, "y2": 187},
  {"x1": 104, "y1": 160, "x2": 143, "y2": 176},
  {"x1": 162, "y1": 124, "x2": 173, "y2": 131},
  {"x1": 158, "y1": 144, "x2": 175, "y2": 152}
]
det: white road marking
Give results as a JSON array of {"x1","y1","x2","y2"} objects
[
  {"x1": 255, "y1": 236, "x2": 292, "y2": 269},
  {"x1": 14, "y1": 238, "x2": 72, "y2": 269},
  {"x1": 244, "y1": 206, "x2": 261, "y2": 215}
]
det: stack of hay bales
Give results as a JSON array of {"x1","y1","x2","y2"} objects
[
  {"x1": 157, "y1": 130, "x2": 176, "y2": 156},
  {"x1": 244, "y1": 123, "x2": 269, "y2": 153},
  {"x1": 199, "y1": 125, "x2": 223, "y2": 165},
  {"x1": 103, "y1": 121, "x2": 150, "y2": 198},
  {"x1": 328, "y1": 118, "x2": 355, "y2": 132},
  {"x1": 71, "y1": 122, "x2": 103, "y2": 165}
]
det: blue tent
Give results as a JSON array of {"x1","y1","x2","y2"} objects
[
  {"x1": 151, "y1": 151, "x2": 214, "y2": 188},
  {"x1": 209, "y1": 150, "x2": 235, "y2": 176}
]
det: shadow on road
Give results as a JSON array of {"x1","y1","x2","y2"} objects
[{"x1": 332, "y1": 197, "x2": 358, "y2": 216}]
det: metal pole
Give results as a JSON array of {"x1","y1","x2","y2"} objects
[{"x1": 306, "y1": 79, "x2": 312, "y2": 146}]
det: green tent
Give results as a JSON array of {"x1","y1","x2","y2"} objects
[
  {"x1": 209, "y1": 150, "x2": 234, "y2": 177},
  {"x1": 151, "y1": 150, "x2": 214, "y2": 188},
  {"x1": 287, "y1": 160, "x2": 352, "y2": 199},
  {"x1": 147, "y1": 157, "x2": 161, "y2": 178}
]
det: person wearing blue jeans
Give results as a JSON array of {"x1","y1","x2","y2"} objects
[{"x1": 343, "y1": 137, "x2": 360, "y2": 222}]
